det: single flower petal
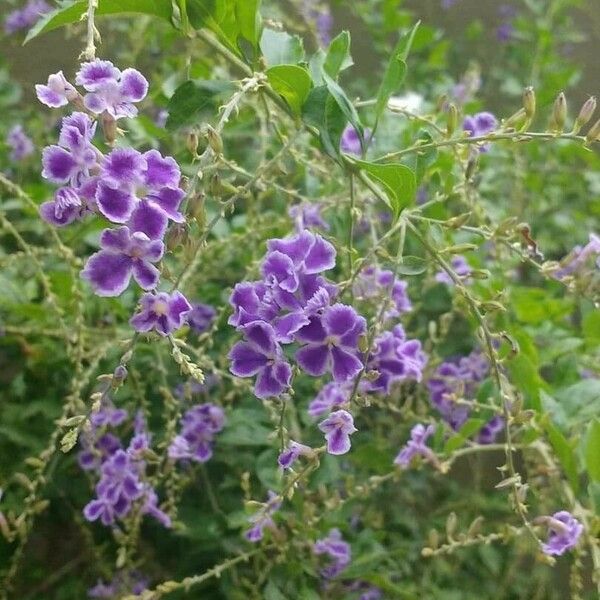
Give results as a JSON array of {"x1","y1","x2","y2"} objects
[
  {"x1": 229, "y1": 342, "x2": 268, "y2": 377},
  {"x1": 131, "y1": 260, "x2": 160, "y2": 290},
  {"x1": 119, "y1": 68, "x2": 149, "y2": 102},
  {"x1": 296, "y1": 344, "x2": 329, "y2": 376},
  {"x1": 96, "y1": 182, "x2": 137, "y2": 223},
  {"x1": 143, "y1": 149, "x2": 180, "y2": 188},
  {"x1": 128, "y1": 200, "x2": 168, "y2": 240},
  {"x1": 41, "y1": 145, "x2": 77, "y2": 183},
  {"x1": 81, "y1": 251, "x2": 132, "y2": 297}
]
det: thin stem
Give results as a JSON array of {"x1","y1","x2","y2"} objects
[{"x1": 83, "y1": 0, "x2": 98, "y2": 60}]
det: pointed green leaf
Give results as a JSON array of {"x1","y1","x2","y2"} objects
[
  {"x1": 373, "y1": 22, "x2": 420, "y2": 131},
  {"x1": 166, "y1": 80, "x2": 235, "y2": 130},
  {"x1": 235, "y1": 0, "x2": 262, "y2": 47},
  {"x1": 323, "y1": 30, "x2": 353, "y2": 79},
  {"x1": 302, "y1": 85, "x2": 346, "y2": 160},
  {"x1": 351, "y1": 158, "x2": 416, "y2": 219},
  {"x1": 444, "y1": 418, "x2": 485, "y2": 453},
  {"x1": 25, "y1": 0, "x2": 173, "y2": 43},
  {"x1": 545, "y1": 421, "x2": 579, "y2": 493},
  {"x1": 266, "y1": 65, "x2": 312, "y2": 115},
  {"x1": 260, "y1": 28, "x2": 304, "y2": 66}
]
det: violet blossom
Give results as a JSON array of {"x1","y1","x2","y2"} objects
[
  {"x1": 308, "y1": 382, "x2": 351, "y2": 418},
  {"x1": 187, "y1": 302, "x2": 216, "y2": 334},
  {"x1": 4, "y1": 0, "x2": 50, "y2": 34},
  {"x1": 435, "y1": 255, "x2": 471, "y2": 285},
  {"x1": 354, "y1": 266, "x2": 412, "y2": 319},
  {"x1": 130, "y1": 291, "x2": 192, "y2": 336},
  {"x1": 539, "y1": 511, "x2": 583, "y2": 556},
  {"x1": 81, "y1": 226, "x2": 164, "y2": 297},
  {"x1": 340, "y1": 125, "x2": 371, "y2": 156},
  {"x1": 6, "y1": 125, "x2": 34, "y2": 161},
  {"x1": 318, "y1": 409, "x2": 357, "y2": 455},
  {"x1": 245, "y1": 490, "x2": 281, "y2": 542},
  {"x1": 168, "y1": 403, "x2": 225, "y2": 463},
  {"x1": 394, "y1": 424, "x2": 437, "y2": 468},
  {"x1": 278, "y1": 440, "x2": 313, "y2": 470},
  {"x1": 289, "y1": 202, "x2": 329, "y2": 232},
  {"x1": 229, "y1": 321, "x2": 293, "y2": 399},
  {"x1": 88, "y1": 570, "x2": 148, "y2": 598},
  {"x1": 313, "y1": 529, "x2": 351, "y2": 579},
  {"x1": 463, "y1": 112, "x2": 498, "y2": 152},
  {"x1": 36, "y1": 71, "x2": 79, "y2": 108}
]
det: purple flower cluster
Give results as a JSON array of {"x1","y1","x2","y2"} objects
[
  {"x1": 313, "y1": 529, "x2": 351, "y2": 579},
  {"x1": 435, "y1": 255, "x2": 471, "y2": 286},
  {"x1": 539, "y1": 511, "x2": 583, "y2": 556},
  {"x1": 354, "y1": 265, "x2": 412, "y2": 319},
  {"x1": 245, "y1": 490, "x2": 281, "y2": 542},
  {"x1": 340, "y1": 125, "x2": 372, "y2": 156},
  {"x1": 308, "y1": 382, "x2": 351, "y2": 417},
  {"x1": 278, "y1": 440, "x2": 312, "y2": 470},
  {"x1": 463, "y1": 112, "x2": 498, "y2": 152},
  {"x1": 427, "y1": 350, "x2": 504, "y2": 443},
  {"x1": 4, "y1": 0, "x2": 50, "y2": 34},
  {"x1": 187, "y1": 302, "x2": 217, "y2": 334},
  {"x1": 362, "y1": 324, "x2": 427, "y2": 395},
  {"x1": 497, "y1": 5, "x2": 517, "y2": 42},
  {"x1": 80, "y1": 407, "x2": 171, "y2": 528},
  {"x1": 36, "y1": 60, "x2": 193, "y2": 336},
  {"x1": 228, "y1": 230, "x2": 366, "y2": 399},
  {"x1": 88, "y1": 570, "x2": 148, "y2": 598},
  {"x1": 168, "y1": 403, "x2": 225, "y2": 463},
  {"x1": 6, "y1": 125, "x2": 34, "y2": 161},
  {"x1": 394, "y1": 424, "x2": 437, "y2": 468}
]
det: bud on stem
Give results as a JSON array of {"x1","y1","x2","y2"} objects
[
  {"x1": 523, "y1": 86, "x2": 536, "y2": 120},
  {"x1": 585, "y1": 118, "x2": 600, "y2": 144},
  {"x1": 549, "y1": 92, "x2": 567, "y2": 133},
  {"x1": 573, "y1": 96, "x2": 596, "y2": 134}
]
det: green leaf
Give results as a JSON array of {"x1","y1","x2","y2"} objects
[
  {"x1": 373, "y1": 22, "x2": 420, "y2": 130},
  {"x1": 166, "y1": 80, "x2": 234, "y2": 130},
  {"x1": 322, "y1": 71, "x2": 364, "y2": 150},
  {"x1": 444, "y1": 418, "x2": 485, "y2": 453},
  {"x1": 323, "y1": 30, "x2": 353, "y2": 79},
  {"x1": 395, "y1": 255, "x2": 427, "y2": 275},
  {"x1": 260, "y1": 28, "x2": 304, "y2": 66},
  {"x1": 511, "y1": 287, "x2": 571, "y2": 325},
  {"x1": 219, "y1": 409, "x2": 272, "y2": 446},
  {"x1": 235, "y1": 0, "x2": 262, "y2": 47},
  {"x1": 186, "y1": 0, "x2": 240, "y2": 54},
  {"x1": 266, "y1": 65, "x2": 312, "y2": 115},
  {"x1": 308, "y1": 48, "x2": 326, "y2": 85},
  {"x1": 544, "y1": 421, "x2": 579, "y2": 493},
  {"x1": 25, "y1": 0, "x2": 173, "y2": 43},
  {"x1": 350, "y1": 158, "x2": 416, "y2": 219},
  {"x1": 584, "y1": 419, "x2": 600, "y2": 482},
  {"x1": 302, "y1": 85, "x2": 346, "y2": 160}
]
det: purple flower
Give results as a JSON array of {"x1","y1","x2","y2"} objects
[
  {"x1": 289, "y1": 202, "x2": 329, "y2": 232},
  {"x1": 313, "y1": 529, "x2": 351, "y2": 579},
  {"x1": 435, "y1": 255, "x2": 471, "y2": 285},
  {"x1": 36, "y1": 71, "x2": 79, "y2": 108},
  {"x1": 130, "y1": 291, "x2": 192, "y2": 336},
  {"x1": 41, "y1": 112, "x2": 98, "y2": 187},
  {"x1": 427, "y1": 350, "x2": 489, "y2": 430},
  {"x1": 81, "y1": 226, "x2": 164, "y2": 297},
  {"x1": 39, "y1": 186, "x2": 86, "y2": 227},
  {"x1": 496, "y1": 22, "x2": 515, "y2": 42},
  {"x1": 318, "y1": 409, "x2": 357, "y2": 455},
  {"x1": 229, "y1": 321, "x2": 293, "y2": 399},
  {"x1": 463, "y1": 112, "x2": 498, "y2": 153},
  {"x1": 539, "y1": 511, "x2": 583, "y2": 556},
  {"x1": 76, "y1": 60, "x2": 148, "y2": 120},
  {"x1": 96, "y1": 147, "x2": 185, "y2": 239},
  {"x1": 296, "y1": 304, "x2": 366, "y2": 382},
  {"x1": 477, "y1": 415, "x2": 504, "y2": 444},
  {"x1": 168, "y1": 403, "x2": 225, "y2": 463},
  {"x1": 278, "y1": 440, "x2": 312, "y2": 469},
  {"x1": 88, "y1": 570, "x2": 148, "y2": 599},
  {"x1": 7, "y1": 125, "x2": 34, "y2": 161},
  {"x1": 245, "y1": 490, "x2": 281, "y2": 542},
  {"x1": 4, "y1": 0, "x2": 50, "y2": 34},
  {"x1": 187, "y1": 302, "x2": 216, "y2": 334},
  {"x1": 441, "y1": 0, "x2": 459, "y2": 8},
  {"x1": 363, "y1": 325, "x2": 427, "y2": 394},
  {"x1": 301, "y1": 0, "x2": 333, "y2": 46},
  {"x1": 83, "y1": 450, "x2": 144, "y2": 525},
  {"x1": 354, "y1": 266, "x2": 412, "y2": 319},
  {"x1": 554, "y1": 233, "x2": 600, "y2": 279},
  {"x1": 340, "y1": 125, "x2": 372, "y2": 156},
  {"x1": 394, "y1": 424, "x2": 436, "y2": 468},
  {"x1": 308, "y1": 382, "x2": 351, "y2": 417}
]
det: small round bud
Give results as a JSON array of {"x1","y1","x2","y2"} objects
[
  {"x1": 503, "y1": 107, "x2": 527, "y2": 130},
  {"x1": 113, "y1": 365, "x2": 128, "y2": 383},
  {"x1": 101, "y1": 113, "x2": 117, "y2": 145},
  {"x1": 205, "y1": 124, "x2": 223, "y2": 155},
  {"x1": 186, "y1": 131, "x2": 199, "y2": 157}
]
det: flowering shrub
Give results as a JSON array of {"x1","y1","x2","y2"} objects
[{"x1": 0, "y1": 0, "x2": 599, "y2": 598}]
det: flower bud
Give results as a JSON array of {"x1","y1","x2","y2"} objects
[
  {"x1": 187, "y1": 131, "x2": 199, "y2": 157},
  {"x1": 113, "y1": 365, "x2": 128, "y2": 383},
  {"x1": 585, "y1": 118, "x2": 600, "y2": 144},
  {"x1": 549, "y1": 92, "x2": 567, "y2": 132},
  {"x1": 205, "y1": 124, "x2": 223, "y2": 155},
  {"x1": 165, "y1": 222, "x2": 187, "y2": 251},
  {"x1": 523, "y1": 86, "x2": 536, "y2": 119},
  {"x1": 573, "y1": 96, "x2": 596, "y2": 133},
  {"x1": 446, "y1": 103, "x2": 458, "y2": 137},
  {"x1": 503, "y1": 107, "x2": 526, "y2": 130},
  {"x1": 101, "y1": 112, "x2": 117, "y2": 145}
]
